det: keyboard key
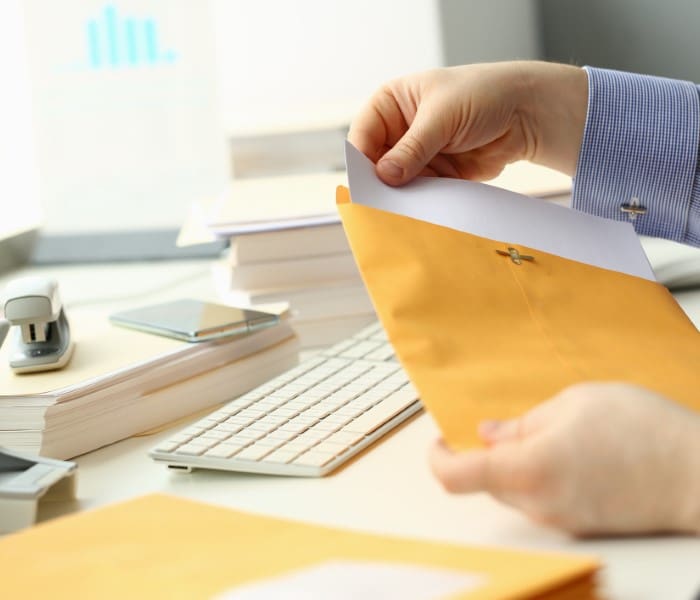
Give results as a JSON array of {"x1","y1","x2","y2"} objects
[
  {"x1": 314, "y1": 440, "x2": 351, "y2": 456},
  {"x1": 234, "y1": 427, "x2": 267, "y2": 441},
  {"x1": 265, "y1": 448, "x2": 302, "y2": 464},
  {"x1": 264, "y1": 429, "x2": 297, "y2": 443},
  {"x1": 154, "y1": 440, "x2": 181, "y2": 453},
  {"x1": 324, "y1": 430, "x2": 365, "y2": 447},
  {"x1": 174, "y1": 442, "x2": 211, "y2": 456},
  {"x1": 199, "y1": 430, "x2": 231, "y2": 441},
  {"x1": 204, "y1": 443, "x2": 247, "y2": 459},
  {"x1": 213, "y1": 422, "x2": 245, "y2": 434},
  {"x1": 308, "y1": 420, "x2": 342, "y2": 433},
  {"x1": 236, "y1": 443, "x2": 274, "y2": 461},
  {"x1": 292, "y1": 451, "x2": 335, "y2": 468},
  {"x1": 342, "y1": 389, "x2": 418, "y2": 435},
  {"x1": 338, "y1": 340, "x2": 383, "y2": 359}
]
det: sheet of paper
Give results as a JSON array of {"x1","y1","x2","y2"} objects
[
  {"x1": 485, "y1": 159, "x2": 571, "y2": 197},
  {"x1": 214, "y1": 560, "x2": 484, "y2": 600},
  {"x1": 345, "y1": 141, "x2": 655, "y2": 280},
  {"x1": 205, "y1": 171, "x2": 347, "y2": 235}
]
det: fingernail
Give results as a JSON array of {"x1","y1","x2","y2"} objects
[
  {"x1": 478, "y1": 420, "x2": 503, "y2": 439},
  {"x1": 378, "y1": 159, "x2": 404, "y2": 180}
]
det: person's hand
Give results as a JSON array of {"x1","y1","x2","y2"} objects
[
  {"x1": 429, "y1": 382, "x2": 700, "y2": 536},
  {"x1": 348, "y1": 61, "x2": 588, "y2": 186}
]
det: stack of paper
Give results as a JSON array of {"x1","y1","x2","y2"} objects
[
  {"x1": 0, "y1": 494, "x2": 600, "y2": 599},
  {"x1": 207, "y1": 172, "x2": 376, "y2": 347},
  {"x1": 0, "y1": 309, "x2": 299, "y2": 460}
]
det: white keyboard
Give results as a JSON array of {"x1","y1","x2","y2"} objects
[{"x1": 150, "y1": 322, "x2": 422, "y2": 476}]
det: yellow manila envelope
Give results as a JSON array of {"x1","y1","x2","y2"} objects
[
  {"x1": 0, "y1": 494, "x2": 599, "y2": 599},
  {"x1": 339, "y1": 143, "x2": 700, "y2": 449}
]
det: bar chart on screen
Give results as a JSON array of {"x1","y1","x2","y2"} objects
[
  {"x1": 17, "y1": 0, "x2": 229, "y2": 239},
  {"x1": 83, "y1": 4, "x2": 177, "y2": 70}
]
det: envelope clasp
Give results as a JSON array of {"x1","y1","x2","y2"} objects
[{"x1": 496, "y1": 247, "x2": 535, "y2": 265}]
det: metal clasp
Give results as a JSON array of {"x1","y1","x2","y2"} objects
[{"x1": 496, "y1": 247, "x2": 535, "y2": 265}]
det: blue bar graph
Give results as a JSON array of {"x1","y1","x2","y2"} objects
[
  {"x1": 125, "y1": 18, "x2": 138, "y2": 66},
  {"x1": 87, "y1": 20, "x2": 101, "y2": 68},
  {"x1": 85, "y1": 5, "x2": 176, "y2": 69}
]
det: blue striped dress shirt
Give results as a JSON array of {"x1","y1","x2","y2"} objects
[{"x1": 572, "y1": 67, "x2": 700, "y2": 247}]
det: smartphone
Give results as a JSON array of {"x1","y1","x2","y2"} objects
[{"x1": 109, "y1": 299, "x2": 279, "y2": 342}]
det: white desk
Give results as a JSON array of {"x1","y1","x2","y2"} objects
[{"x1": 4, "y1": 258, "x2": 700, "y2": 600}]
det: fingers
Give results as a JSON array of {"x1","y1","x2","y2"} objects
[
  {"x1": 347, "y1": 86, "x2": 409, "y2": 164},
  {"x1": 478, "y1": 394, "x2": 565, "y2": 445},
  {"x1": 348, "y1": 81, "x2": 450, "y2": 186},
  {"x1": 376, "y1": 105, "x2": 448, "y2": 186},
  {"x1": 429, "y1": 438, "x2": 527, "y2": 495}
]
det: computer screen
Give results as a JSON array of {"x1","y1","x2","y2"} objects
[
  {"x1": 0, "y1": 1, "x2": 41, "y2": 243},
  {"x1": 2, "y1": 0, "x2": 540, "y2": 262},
  {"x1": 1, "y1": 0, "x2": 445, "y2": 261}
]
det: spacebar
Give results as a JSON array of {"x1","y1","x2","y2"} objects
[{"x1": 342, "y1": 389, "x2": 418, "y2": 435}]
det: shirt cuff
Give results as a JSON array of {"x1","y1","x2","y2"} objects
[{"x1": 572, "y1": 66, "x2": 700, "y2": 246}]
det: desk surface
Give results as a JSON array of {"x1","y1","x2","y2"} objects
[{"x1": 3, "y1": 258, "x2": 700, "y2": 600}]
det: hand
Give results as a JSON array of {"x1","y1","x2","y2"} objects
[
  {"x1": 348, "y1": 61, "x2": 588, "y2": 186},
  {"x1": 429, "y1": 382, "x2": 700, "y2": 536}
]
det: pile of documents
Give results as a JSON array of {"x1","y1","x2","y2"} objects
[
  {"x1": 205, "y1": 172, "x2": 376, "y2": 347},
  {"x1": 0, "y1": 308, "x2": 298, "y2": 460}
]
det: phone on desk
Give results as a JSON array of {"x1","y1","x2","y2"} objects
[{"x1": 109, "y1": 299, "x2": 279, "y2": 342}]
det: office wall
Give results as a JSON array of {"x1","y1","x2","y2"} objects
[
  {"x1": 214, "y1": 0, "x2": 444, "y2": 136},
  {"x1": 540, "y1": 0, "x2": 700, "y2": 81},
  {"x1": 438, "y1": 0, "x2": 541, "y2": 66}
]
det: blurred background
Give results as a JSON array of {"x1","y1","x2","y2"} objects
[{"x1": 1, "y1": 0, "x2": 698, "y2": 266}]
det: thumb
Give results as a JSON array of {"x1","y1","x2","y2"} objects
[
  {"x1": 377, "y1": 108, "x2": 446, "y2": 186},
  {"x1": 429, "y1": 438, "x2": 526, "y2": 496},
  {"x1": 479, "y1": 397, "x2": 563, "y2": 445}
]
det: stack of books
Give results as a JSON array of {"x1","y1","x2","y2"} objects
[
  {"x1": 206, "y1": 172, "x2": 376, "y2": 348},
  {"x1": 212, "y1": 222, "x2": 376, "y2": 347},
  {"x1": 0, "y1": 308, "x2": 298, "y2": 459}
]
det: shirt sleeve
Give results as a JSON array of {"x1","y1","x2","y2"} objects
[{"x1": 572, "y1": 66, "x2": 700, "y2": 247}]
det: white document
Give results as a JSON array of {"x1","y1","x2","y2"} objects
[
  {"x1": 214, "y1": 560, "x2": 484, "y2": 600},
  {"x1": 205, "y1": 171, "x2": 347, "y2": 235},
  {"x1": 345, "y1": 141, "x2": 655, "y2": 281}
]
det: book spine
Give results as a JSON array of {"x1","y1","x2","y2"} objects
[
  {"x1": 229, "y1": 254, "x2": 361, "y2": 290},
  {"x1": 229, "y1": 225, "x2": 350, "y2": 265}
]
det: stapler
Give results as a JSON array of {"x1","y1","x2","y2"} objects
[
  {"x1": 0, "y1": 318, "x2": 8, "y2": 350},
  {"x1": 0, "y1": 447, "x2": 77, "y2": 533},
  {"x1": 2, "y1": 276, "x2": 74, "y2": 373}
]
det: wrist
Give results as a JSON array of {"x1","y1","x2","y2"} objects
[{"x1": 524, "y1": 62, "x2": 588, "y2": 175}]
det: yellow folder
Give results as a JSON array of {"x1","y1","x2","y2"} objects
[
  {"x1": 0, "y1": 494, "x2": 599, "y2": 599},
  {"x1": 336, "y1": 186, "x2": 700, "y2": 450}
]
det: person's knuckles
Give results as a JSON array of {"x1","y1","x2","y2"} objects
[{"x1": 390, "y1": 133, "x2": 431, "y2": 172}]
